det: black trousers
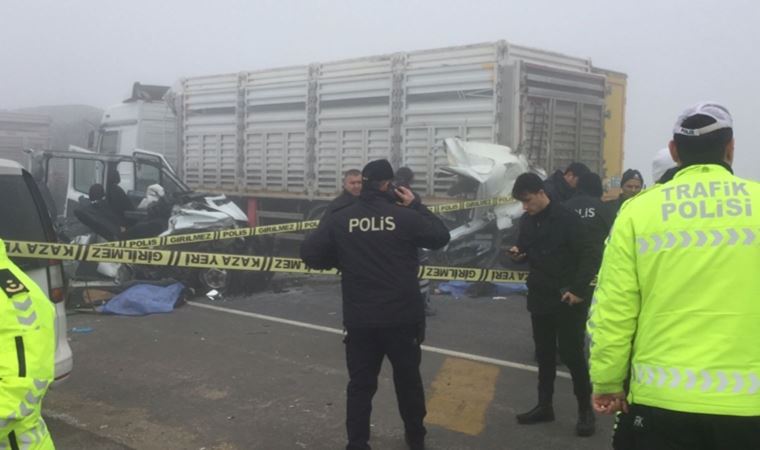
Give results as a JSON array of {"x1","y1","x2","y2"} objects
[
  {"x1": 613, "y1": 404, "x2": 760, "y2": 450},
  {"x1": 344, "y1": 324, "x2": 426, "y2": 450},
  {"x1": 531, "y1": 308, "x2": 591, "y2": 408}
]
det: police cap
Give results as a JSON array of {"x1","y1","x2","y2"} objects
[{"x1": 362, "y1": 159, "x2": 394, "y2": 182}]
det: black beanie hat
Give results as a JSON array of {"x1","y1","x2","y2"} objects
[
  {"x1": 621, "y1": 169, "x2": 643, "y2": 187},
  {"x1": 362, "y1": 159, "x2": 394, "y2": 182}
]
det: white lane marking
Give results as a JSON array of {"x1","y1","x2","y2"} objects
[{"x1": 188, "y1": 301, "x2": 571, "y2": 379}]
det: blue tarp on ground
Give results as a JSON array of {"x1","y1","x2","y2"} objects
[
  {"x1": 100, "y1": 282, "x2": 185, "y2": 316},
  {"x1": 437, "y1": 280, "x2": 528, "y2": 298}
]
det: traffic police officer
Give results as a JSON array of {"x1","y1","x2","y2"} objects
[
  {"x1": 300, "y1": 159, "x2": 450, "y2": 450},
  {"x1": 589, "y1": 103, "x2": 760, "y2": 449},
  {"x1": 0, "y1": 239, "x2": 56, "y2": 449}
]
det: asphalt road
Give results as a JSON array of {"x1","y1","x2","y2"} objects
[{"x1": 45, "y1": 276, "x2": 615, "y2": 449}]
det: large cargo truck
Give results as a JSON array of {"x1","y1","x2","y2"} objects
[{"x1": 95, "y1": 40, "x2": 626, "y2": 227}]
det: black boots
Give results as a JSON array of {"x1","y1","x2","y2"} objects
[
  {"x1": 405, "y1": 432, "x2": 425, "y2": 450},
  {"x1": 516, "y1": 403, "x2": 595, "y2": 437},
  {"x1": 516, "y1": 404, "x2": 556, "y2": 424},
  {"x1": 576, "y1": 408, "x2": 596, "y2": 437}
]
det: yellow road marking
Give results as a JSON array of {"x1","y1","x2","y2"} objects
[{"x1": 425, "y1": 357, "x2": 500, "y2": 436}]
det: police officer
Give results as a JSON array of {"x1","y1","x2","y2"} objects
[
  {"x1": 543, "y1": 162, "x2": 591, "y2": 203},
  {"x1": 589, "y1": 102, "x2": 760, "y2": 449},
  {"x1": 0, "y1": 240, "x2": 57, "y2": 449},
  {"x1": 300, "y1": 159, "x2": 450, "y2": 450},
  {"x1": 564, "y1": 172, "x2": 614, "y2": 280},
  {"x1": 508, "y1": 173, "x2": 597, "y2": 437}
]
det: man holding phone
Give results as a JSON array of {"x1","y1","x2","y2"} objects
[
  {"x1": 301, "y1": 159, "x2": 450, "y2": 450},
  {"x1": 508, "y1": 172, "x2": 597, "y2": 437}
]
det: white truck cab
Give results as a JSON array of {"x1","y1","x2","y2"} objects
[{"x1": 95, "y1": 83, "x2": 177, "y2": 172}]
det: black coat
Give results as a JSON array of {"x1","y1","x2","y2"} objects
[
  {"x1": 106, "y1": 184, "x2": 134, "y2": 225},
  {"x1": 543, "y1": 170, "x2": 575, "y2": 203},
  {"x1": 564, "y1": 193, "x2": 613, "y2": 297},
  {"x1": 323, "y1": 190, "x2": 356, "y2": 217},
  {"x1": 300, "y1": 189, "x2": 450, "y2": 328},
  {"x1": 604, "y1": 195, "x2": 625, "y2": 218},
  {"x1": 515, "y1": 201, "x2": 596, "y2": 314}
]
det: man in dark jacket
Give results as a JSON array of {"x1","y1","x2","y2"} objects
[
  {"x1": 543, "y1": 162, "x2": 591, "y2": 203},
  {"x1": 324, "y1": 169, "x2": 363, "y2": 216},
  {"x1": 564, "y1": 172, "x2": 614, "y2": 299},
  {"x1": 508, "y1": 172, "x2": 597, "y2": 437},
  {"x1": 300, "y1": 159, "x2": 450, "y2": 450},
  {"x1": 605, "y1": 168, "x2": 644, "y2": 216},
  {"x1": 105, "y1": 168, "x2": 134, "y2": 226}
]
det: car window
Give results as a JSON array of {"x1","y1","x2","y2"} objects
[
  {"x1": 100, "y1": 130, "x2": 120, "y2": 154},
  {"x1": 0, "y1": 171, "x2": 55, "y2": 270},
  {"x1": 73, "y1": 159, "x2": 105, "y2": 194},
  {"x1": 135, "y1": 162, "x2": 161, "y2": 193}
]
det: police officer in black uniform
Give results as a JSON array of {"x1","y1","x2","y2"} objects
[
  {"x1": 300, "y1": 159, "x2": 450, "y2": 450},
  {"x1": 564, "y1": 172, "x2": 614, "y2": 282}
]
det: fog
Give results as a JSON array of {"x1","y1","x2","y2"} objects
[{"x1": 2, "y1": 0, "x2": 758, "y2": 180}]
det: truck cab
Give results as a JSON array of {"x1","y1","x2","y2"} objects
[{"x1": 94, "y1": 83, "x2": 177, "y2": 171}]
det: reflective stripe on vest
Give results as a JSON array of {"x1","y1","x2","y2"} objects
[
  {"x1": 2, "y1": 418, "x2": 49, "y2": 450},
  {"x1": 637, "y1": 227, "x2": 760, "y2": 254},
  {"x1": 632, "y1": 363, "x2": 760, "y2": 395},
  {"x1": 0, "y1": 380, "x2": 50, "y2": 428}
]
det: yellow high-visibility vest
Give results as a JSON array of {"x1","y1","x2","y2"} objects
[
  {"x1": 0, "y1": 239, "x2": 56, "y2": 449},
  {"x1": 589, "y1": 164, "x2": 760, "y2": 416}
]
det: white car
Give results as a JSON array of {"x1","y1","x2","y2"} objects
[{"x1": 0, "y1": 159, "x2": 73, "y2": 382}]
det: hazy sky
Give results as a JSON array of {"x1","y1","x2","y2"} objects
[{"x1": 2, "y1": 0, "x2": 758, "y2": 180}]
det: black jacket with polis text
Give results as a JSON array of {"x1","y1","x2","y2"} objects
[
  {"x1": 515, "y1": 200, "x2": 596, "y2": 314},
  {"x1": 300, "y1": 189, "x2": 450, "y2": 328},
  {"x1": 563, "y1": 193, "x2": 613, "y2": 299}
]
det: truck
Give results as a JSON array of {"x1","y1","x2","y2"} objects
[
  {"x1": 0, "y1": 112, "x2": 52, "y2": 168},
  {"x1": 91, "y1": 40, "x2": 627, "y2": 239}
]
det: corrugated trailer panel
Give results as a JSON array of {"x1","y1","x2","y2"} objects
[
  {"x1": 403, "y1": 44, "x2": 500, "y2": 196},
  {"x1": 181, "y1": 74, "x2": 239, "y2": 190},
  {"x1": 177, "y1": 40, "x2": 623, "y2": 200},
  {"x1": 244, "y1": 67, "x2": 308, "y2": 193},
  {"x1": 315, "y1": 56, "x2": 393, "y2": 194},
  {"x1": 519, "y1": 62, "x2": 606, "y2": 175}
]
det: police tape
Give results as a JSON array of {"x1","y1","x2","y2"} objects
[
  {"x1": 5, "y1": 240, "x2": 529, "y2": 283},
  {"x1": 426, "y1": 196, "x2": 515, "y2": 214},
  {"x1": 94, "y1": 196, "x2": 516, "y2": 250},
  {"x1": 96, "y1": 220, "x2": 322, "y2": 249}
]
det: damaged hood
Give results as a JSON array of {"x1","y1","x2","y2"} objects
[{"x1": 441, "y1": 138, "x2": 530, "y2": 229}]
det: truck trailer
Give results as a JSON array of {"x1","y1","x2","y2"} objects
[
  {"x1": 94, "y1": 40, "x2": 627, "y2": 227},
  {"x1": 0, "y1": 112, "x2": 51, "y2": 168}
]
